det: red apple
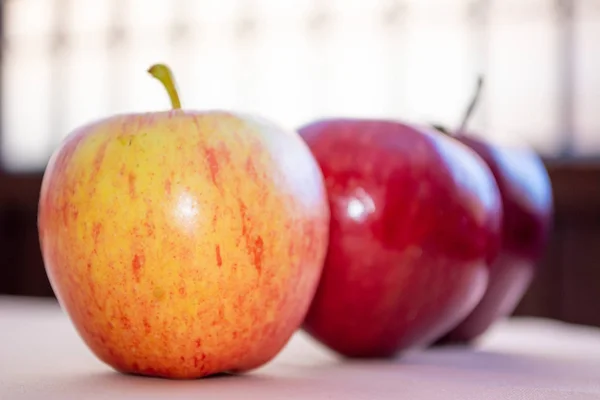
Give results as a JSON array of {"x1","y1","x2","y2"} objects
[
  {"x1": 434, "y1": 77, "x2": 554, "y2": 343},
  {"x1": 298, "y1": 118, "x2": 502, "y2": 358},
  {"x1": 438, "y1": 136, "x2": 553, "y2": 343}
]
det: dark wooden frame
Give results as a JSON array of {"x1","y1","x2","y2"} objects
[{"x1": 513, "y1": 158, "x2": 600, "y2": 326}]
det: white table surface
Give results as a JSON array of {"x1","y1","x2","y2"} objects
[{"x1": 1, "y1": 295, "x2": 600, "y2": 400}]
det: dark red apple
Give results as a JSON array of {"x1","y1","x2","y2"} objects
[
  {"x1": 432, "y1": 77, "x2": 553, "y2": 343},
  {"x1": 437, "y1": 136, "x2": 553, "y2": 343},
  {"x1": 298, "y1": 119, "x2": 503, "y2": 358}
]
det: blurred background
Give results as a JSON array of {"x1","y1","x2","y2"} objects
[{"x1": 0, "y1": 0, "x2": 598, "y2": 326}]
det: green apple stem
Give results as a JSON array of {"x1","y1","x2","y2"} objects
[
  {"x1": 148, "y1": 63, "x2": 182, "y2": 109},
  {"x1": 457, "y1": 75, "x2": 484, "y2": 133}
]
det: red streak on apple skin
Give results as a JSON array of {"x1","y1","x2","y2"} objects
[
  {"x1": 205, "y1": 148, "x2": 219, "y2": 186},
  {"x1": 165, "y1": 179, "x2": 172, "y2": 195},
  {"x1": 218, "y1": 142, "x2": 231, "y2": 163},
  {"x1": 61, "y1": 202, "x2": 69, "y2": 226},
  {"x1": 193, "y1": 355, "x2": 207, "y2": 368},
  {"x1": 131, "y1": 253, "x2": 144, "y2": 281},
  {"x1": 143, "y1": 318, "x2": 152, "y2": 334},
  {"x1": 92, "y1": 223, "x2": 102, "y2": 244},
  {"x1": 236, "y1": 198, "x2": 265, "y2": 274},
  {"x1": 144, "y1": 221, "x2": 154, "y2": 237},
  {"x1": 215, "y1": 245, "x2": 222, "y2": 267},
  {"x1": 128, "y1": 173, "x2": 136, "y2": 198},
  {"x1": 245, "y1": 158, "x2": 258, "y2": 180},
  {"x1": 252, "y1": 236, "x2": 264, "y2": 274},
  {"x1": 89, "y1": 140, "x2": 110, "y2": 185},
  {"x1": 61, "y1": 204, "x2": 79, "y2": 226},
  {"x1": 121, "y1": 316, "x2": 131, "y2": 330},
  {"x1": 239, "y1": 201, "x2": 249, "y2": 238}
]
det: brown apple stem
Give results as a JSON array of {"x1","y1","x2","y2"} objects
[
  {"x1": 457, "y1": 75, "x2": 484, "y2": 133},
  {"x1": 147, "y1": 63, "x2": 182, "y2": 109},
  {"x1": 431, "y1": 124, "x2": 452, "y2": 136}
]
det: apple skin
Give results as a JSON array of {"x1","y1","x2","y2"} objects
[
  {"x1": 437, "y1": 134, "x2": 553, "y2": 343},
  {"x1": 38, "y1": 110, "x2": 330, "y2": 379},
  {"x1": 298, "y1": 119, "x2": 502, "y2": 358}
]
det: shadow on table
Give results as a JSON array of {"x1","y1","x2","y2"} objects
[
  {"x1": 6, "y1": 368, "x2": 326, "y2": 399},
  {"x1": 399, "y1": 346, "x2": 600, "y2": 379},
  {"x1": 275, "y1": 343, "x2": 600, "y2": 387},
  {"x1": 7, "y1": 351, "x2": 600, "y2": 400}
]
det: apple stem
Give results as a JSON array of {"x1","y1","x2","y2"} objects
[
  {"x1": 431, "y1": 124, "x2": 452, "y2": 136},
  {"x1": 147, "y1": 63, "x2": 182, "y2": 110},
  {"x1": 457, "y1": 75, "x2": 484, "y2": 133}
]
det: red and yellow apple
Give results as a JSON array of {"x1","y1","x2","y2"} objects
[{"x1": 38, "y1": 64, "x2": 330, "y2": 379}]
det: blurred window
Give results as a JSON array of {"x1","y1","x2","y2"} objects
[{"x1": 2, "y1": 0, "x2": 598, "y2": 171}]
